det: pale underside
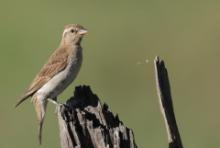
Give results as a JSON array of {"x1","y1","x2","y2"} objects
[{"x1": 21, "y1": 45, "x2": 82, "y2": 101}]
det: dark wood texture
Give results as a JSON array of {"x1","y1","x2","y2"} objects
[
  {"x1": 57, "y1": 86, "x2": 137, "y2": 148},
  {"x1": 154, "y1": 56, "x2": 183, "y2": 148}
]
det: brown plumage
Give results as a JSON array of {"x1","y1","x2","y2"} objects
[
  {"x1": 15, "y1": 47, "x2": 68, "y2": 107},
  {"x1": 15, "y1": 24, "x2": 87, "y2": 144}
]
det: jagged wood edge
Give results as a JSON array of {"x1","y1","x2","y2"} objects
[{"x1": 57, "y1": 86, "x2": 137, "y2": 148}]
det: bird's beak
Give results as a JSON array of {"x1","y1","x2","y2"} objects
[{"x1": 78, "y1": 29, "x2": 88, "y2": 35}]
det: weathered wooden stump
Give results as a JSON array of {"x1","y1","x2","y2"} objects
[
  {"x1": 55, "y1": 56, "x2": 183, "y2": 148},
  {"x1": 57, "y1": 86, "x2": 137, "y2": 148}
]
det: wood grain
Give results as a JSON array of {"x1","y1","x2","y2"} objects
[{"x1": 57, "y1": 86, "x2": 137, "y2": 148}]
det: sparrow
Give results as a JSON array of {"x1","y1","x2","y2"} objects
[{"x1": 15, "y1": 24, "x2": 87, "y2": 144}]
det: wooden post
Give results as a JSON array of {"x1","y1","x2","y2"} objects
[
  {"x1": 55, "y1": 56, "x2": 183, "y2": 148},
  {"x1": 154, "y1": 56, "x2": 183, "y2": 148},
  {"x1": 57, "y1": 86, "x2": 137, "y2": 148}
]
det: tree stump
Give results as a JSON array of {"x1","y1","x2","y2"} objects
[{"x1": 57, "y1": 86, "x2": 137, "y2": 148}]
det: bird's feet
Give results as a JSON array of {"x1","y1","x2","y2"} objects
[
  {"x1": 48, "y1": 98, "x2": 61, "y2": 105},
  {"x1": 48, "y1": 98, "x2": 63, "y2": 113}
]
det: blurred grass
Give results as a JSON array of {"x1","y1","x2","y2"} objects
[{"x1": 0, "y1": 0, "x2": 220, "y2": 147}]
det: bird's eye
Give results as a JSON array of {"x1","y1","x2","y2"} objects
[{"x1": 70, "y1": 29, "x2": 75, "y2": 33}]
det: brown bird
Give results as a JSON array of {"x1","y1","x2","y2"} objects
[{"x1": 15, "y1": 24, "x2": 87, "y2": 144}]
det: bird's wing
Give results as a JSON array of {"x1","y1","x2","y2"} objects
[{"x1": 15, "y1": 47, "x2": 68, "y2": 107}]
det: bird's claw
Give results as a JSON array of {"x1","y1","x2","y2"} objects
[{"x1": 48, "y1": 98, "x2": 63, "y2": 113}]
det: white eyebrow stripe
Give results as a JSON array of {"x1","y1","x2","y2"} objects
[{"x1": 62, "y1": 28, "x2": 72, "y2": 36}]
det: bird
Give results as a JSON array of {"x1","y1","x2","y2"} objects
[{"x1": 15, "y1": 24, "x2": 87, "y2": 144}]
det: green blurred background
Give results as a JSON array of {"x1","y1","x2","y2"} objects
[{"x1": 0, "y1": 0, "x2": 220, "y2": 147}]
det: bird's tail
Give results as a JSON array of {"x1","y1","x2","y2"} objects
[
  {"x1": 15, "y1": 91, "x2": 34, "y2": 108},
  {"x1": 33, "y1": 96, "x2": 48, "y2": 144}
]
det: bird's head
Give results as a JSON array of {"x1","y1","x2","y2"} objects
[{"x1": 61, "y1": 24, "x2": 88, "y2": 45}]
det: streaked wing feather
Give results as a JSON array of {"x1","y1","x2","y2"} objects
[{"x1": 24, "y1": 47, "x2": 68, "y2": 97}]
